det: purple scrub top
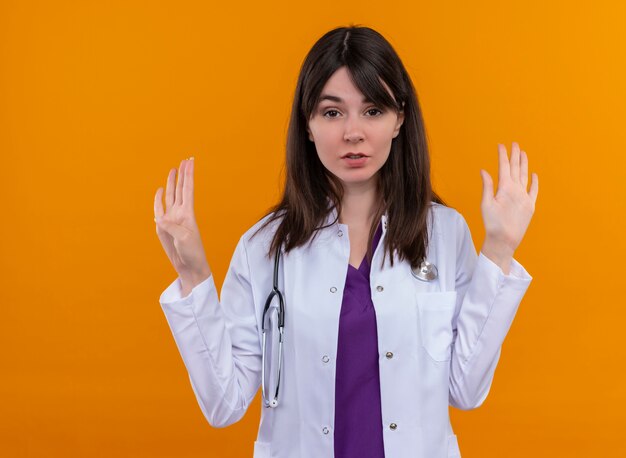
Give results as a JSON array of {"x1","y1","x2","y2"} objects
[{"x1": 334, "y1": 221, "x2": 385, "y2": 458}]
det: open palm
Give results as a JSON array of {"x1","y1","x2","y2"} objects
[
  {"x1": 479, "y1": 142, "x2": 539, "y2": 254},
  {"x1": 154, "y1": 157, "x2": 210, "y2": 280}
]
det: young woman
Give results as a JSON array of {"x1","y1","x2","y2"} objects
[{"x1": 154, "y1": 25, "x2": 538, "y2": 458}]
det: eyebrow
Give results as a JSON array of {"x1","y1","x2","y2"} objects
[{"x1": 318, "y1": 94, "x2": 373, "y2": 104}]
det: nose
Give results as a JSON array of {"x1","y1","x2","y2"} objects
[{"x1": 343, "y1": 116, "x2": 365, "y2": 143}]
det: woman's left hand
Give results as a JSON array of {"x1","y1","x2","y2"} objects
[{"x1": 479, "y1": 142, "x2": 539, "y2": 258}]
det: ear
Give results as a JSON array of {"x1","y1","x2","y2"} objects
[
  {"x1": 307, "y1": 125, "x2": 314, "y2": 142},
  {"x1": 392, "y1": 107, "x2": 405, "y2": 138}
]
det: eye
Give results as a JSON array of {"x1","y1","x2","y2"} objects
[
  {"x1": 366, "y1": 108, "x2": 383, "y2": 116},
  {"x1": 321, "y1": 108, "x2": 384, "y2": 118},
  {"x1": 322, "y1": 109, "x2": 340, "y2": 118}
]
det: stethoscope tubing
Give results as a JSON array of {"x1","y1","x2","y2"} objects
[{"x1": 261, "y1": 244, "x2": 285, "y2": 408}]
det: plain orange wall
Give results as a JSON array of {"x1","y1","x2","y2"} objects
[{"x1": 2, "y1": 0, "x2": 625, "y2": 456}]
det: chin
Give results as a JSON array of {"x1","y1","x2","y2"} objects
[{"x1": 336, "y1": 172, "x2": 378, "y2": 185}]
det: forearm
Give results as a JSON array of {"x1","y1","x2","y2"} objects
[
  {"x1": 449, "y1": 253, "x2": 532, "y2": 409},
  {"x1": 159, "y1": 276, "x2": 248, "y2": 427}
]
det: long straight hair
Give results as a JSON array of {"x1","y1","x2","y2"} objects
[{"x1": 250, "y1": 25, "x2": 447, "y2": 271}]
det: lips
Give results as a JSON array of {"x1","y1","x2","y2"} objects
[{"x1": 341, "y1": 152, "x2": 367, "y2": 158}]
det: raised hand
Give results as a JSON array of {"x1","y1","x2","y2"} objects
[
  {"x1": 479, "y1": 142, "x2": 539, "y2": 272},
  {"x1": 154, "y1": 157, "x2": 211, "y2": 293}
]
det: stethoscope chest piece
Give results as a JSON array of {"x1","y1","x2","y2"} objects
[{"x1": 411, "y1": 259, "x2": 438, "y2": 281}]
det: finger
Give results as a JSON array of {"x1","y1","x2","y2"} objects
[
  {"x1": 497, "y1": 143, "x2": 510, "y2": 187},
  {"x1": 529, "y1": 172, "x2": 539, "y2": 208},
  {"x1": 183, "y1": 156, "x2": 195, "y2": 209},
  {"x1": 175, "y1": 159, "x2": 187, "y2": 206},
  {"x1": 480, "y1": 169, "x2": 494, "y2": 206},
  {"x1": 520, "y1": 149, "x2": 528, "y2": 190},
  {"x1": 510, "y1": 142, "x2": 520, "y2": 184},
  {"x1": 165, "y1": 168, "x2": 176, "y2": 211},
  {"x1": 154, "y1": 187, "x2": 165, "y2": 219}
]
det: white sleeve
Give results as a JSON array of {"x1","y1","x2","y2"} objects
[
  {"x1": 448, "y1": 211, "x2": 532, "y2": 410},
  {"x1": 159, "y1": 235, "x2": 262, "y2": 427}
]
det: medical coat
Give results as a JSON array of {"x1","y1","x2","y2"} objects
[{"x1": 159, "y1": 201, "x2": 533, "y2": 457}]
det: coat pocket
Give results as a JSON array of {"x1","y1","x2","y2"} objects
[
  {"x1": 416, "y1": 291, "x2": 457, "y2": 362},
  {"x1": 253, "y1": 440, "x2": 271, "y2": 458}
]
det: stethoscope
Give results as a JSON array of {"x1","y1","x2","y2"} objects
[
  {"x1": 261, "y1": 244, "x2": 285, "y2": 408},
  {"x1": 261, "y1": 243, "x2": 438, "y2": 408}
]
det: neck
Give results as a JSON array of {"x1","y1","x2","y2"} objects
[{"x1": 338, "y1": 180, "x2": 378, "y2": 228}]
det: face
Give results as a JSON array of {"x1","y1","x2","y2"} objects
[{"x1": 306, "y1": 66, "x2": 404, "y2": 190}]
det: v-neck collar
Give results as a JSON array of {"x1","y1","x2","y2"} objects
[
  {"x1": 348, "y1": 256, "x2": 368, "y2": 272},
  {"x1": 347, "y1": 220, "x2": 384, "y2": 279}
]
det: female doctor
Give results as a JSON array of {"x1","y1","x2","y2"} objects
[{"x1": 153, "y1": 25, "x2": 539, "y2": 458}]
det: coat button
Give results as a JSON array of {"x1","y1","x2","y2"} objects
[
  {"x1": 322, "y1": 355, "x2": 330, "y2": 363},
  {"x1": 330, "y1": 286, "x2": 337, "y2": 293},
  {"x1": 376, "y1": 285, "x2": 384, "y2": 292},
  {"x1": 338, "y1": 230, "x2": 343, "y2": 237},
  {"x1": 385, "y1": 351, "x2": 393, "y2": 359},
  {"x1": 389, "y1": 423, "x2": 397, "y2": 430},
  {"x1": 322, "y1": 426, "x2": 330, "y2": 434}
]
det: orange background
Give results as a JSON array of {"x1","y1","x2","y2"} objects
[{"x1": 1, "y1": 0, "x2": 625, "y2": 456}]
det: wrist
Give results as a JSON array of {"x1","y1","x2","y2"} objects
[
  {"x1": 180, "y1": 266, "x2": 212, "y2": 292},
  {"x1": 480, "y1": 239, "x2": 514, "y2": 275}
]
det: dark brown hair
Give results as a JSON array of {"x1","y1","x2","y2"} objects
[{"x1": 250, "y1": 24, "x2": 447, "y2": 271}]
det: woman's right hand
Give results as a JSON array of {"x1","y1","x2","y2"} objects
[{"x1": 154, "y1": 157, "x2": 211, "y2": 291}]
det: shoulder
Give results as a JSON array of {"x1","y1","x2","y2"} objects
[
  {"x1": 428, "y1": 202, "x2": 475, "y2": 257},
  {"x1": 240, "y1": 210, "x2": 285, "y2": 251},
  {"x1": 428, "y1": 201, "x2": 464, "y2": 233},
  {"x1": 429, "y1": 203, "x2": 477, "y2": 258},
  {"x1": 429, "y1": 200, "x2": 458, "y2": 216}
]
